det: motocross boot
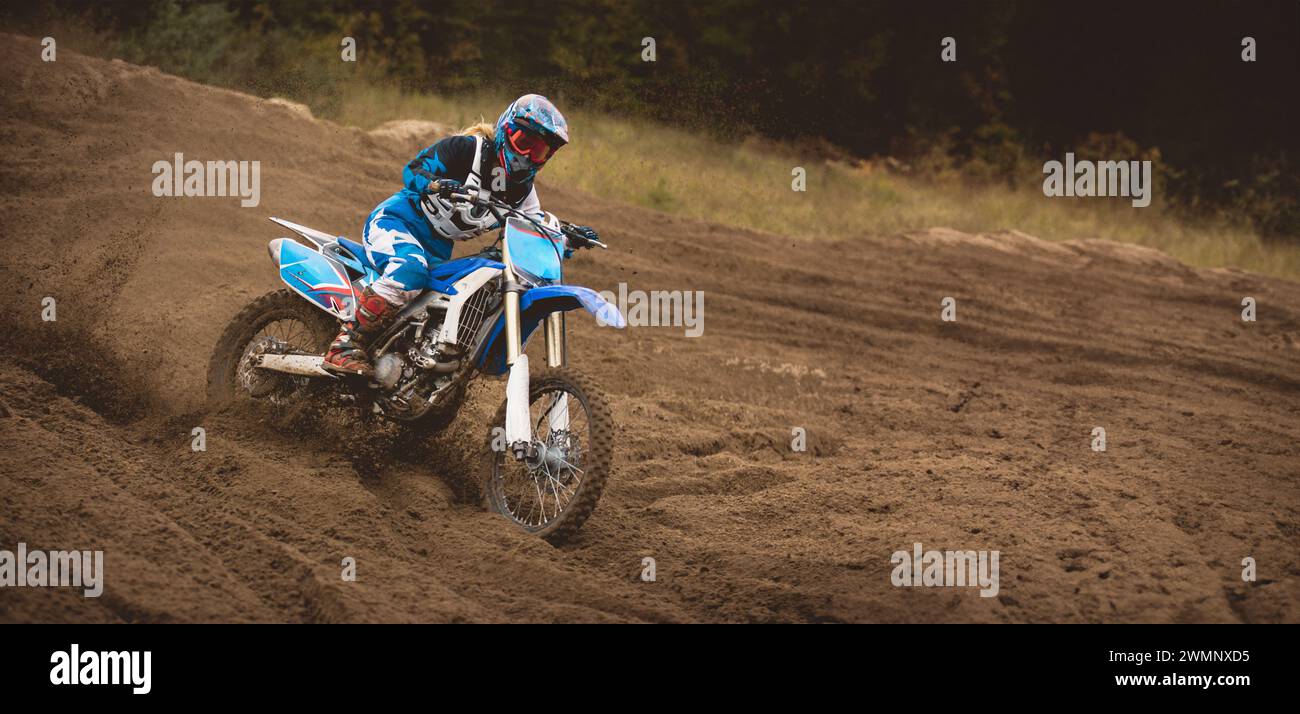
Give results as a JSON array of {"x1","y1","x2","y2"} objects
[{"x1": 323, "y1": 286, "x2": 400, "y2": 378}]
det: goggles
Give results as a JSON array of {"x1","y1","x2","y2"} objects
[{"x1": 505, "y1": 122, "x2": 558, "y2": 164}]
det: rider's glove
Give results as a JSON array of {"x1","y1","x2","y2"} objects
[
  {"x1": 431, "y1": 178, "x2": 463, "y2": 199},
  {"x1": 566, "y1": 225, "x2": 601, "y2": 249}
]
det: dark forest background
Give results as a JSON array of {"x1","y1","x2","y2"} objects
[{"x1": 4, "y1": 0, "x2": 1298, "y2": 236}]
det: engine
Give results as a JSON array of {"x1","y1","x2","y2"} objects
[
  {"x1": 366, "y1": 274, "x2": 500, "y2": 421},
  {"x1": 369, "y1": 323, "x2": 464, "y2": 421},
  {"x1": 372, "y1": 352, "x2": 408, "y2": 390}
]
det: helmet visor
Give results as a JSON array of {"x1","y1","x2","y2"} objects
[{"x1": 506, "y1": 123, "x2": 556, "y2": 164}]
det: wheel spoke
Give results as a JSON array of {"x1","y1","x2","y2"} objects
[
  {"x1": 237, "y1": 317, "x2": 326, "y2": 403},
  {"x1": 492, "y1": 384, "x2": 594, "y2": 532}
]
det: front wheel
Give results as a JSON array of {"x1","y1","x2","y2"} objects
[{"x1": 485, "y1": 369, "x2": 614, "y2": 544}]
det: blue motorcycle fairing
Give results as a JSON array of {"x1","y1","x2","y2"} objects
[
  {"x1": 504, "y1": 218, "x2": 563, "y2": 282},
  {"x1": 420, "y1": 256, "x2": 507, "y2": 295},
  {"x1": 476, "y1": 285, "x2": 625, "y2": 375},
  {"x1": 431, "y1": 256, "x2": 506, "y2": 285},
  {"x1": 274, "y1": 238, "x2": 358, "y2": 320}
]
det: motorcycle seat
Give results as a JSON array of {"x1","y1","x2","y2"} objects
[
  {"x1": 337, "y1": 237, "x2": 372, "y2": 269},
  {"x1": 337, "y1": 236, "x2": 459, "y2": 296}
]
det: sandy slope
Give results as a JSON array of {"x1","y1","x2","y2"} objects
[{"x1": 1, "y1": 34, "x2": 1298, "y2": 623}]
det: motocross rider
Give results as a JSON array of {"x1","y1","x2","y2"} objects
[{"x1": 324, "y1": 94, "x2": 600, "y2": 377}]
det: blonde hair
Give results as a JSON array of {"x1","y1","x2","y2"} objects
[{"x1": 459, "y1": 120, "x2": 496, "y2": 141}]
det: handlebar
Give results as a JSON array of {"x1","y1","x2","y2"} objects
[{"x1": 442, "y1": 187, "x2": 606, "y2": 250}]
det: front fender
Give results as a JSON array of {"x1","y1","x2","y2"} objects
[
  {"x1": 521, "y1": 285, "x2": 625, "y2": 328},
  {"x1": 476, "y1": 285, "x2": 624, "y2": 375}
]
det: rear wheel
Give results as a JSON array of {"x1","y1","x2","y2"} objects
[
  {"x1": 206, "y1": 289, "x2": 337, "y2": 405},
  {"x1": 484, "y1": 369, "x2": 614, "y2": 544}
]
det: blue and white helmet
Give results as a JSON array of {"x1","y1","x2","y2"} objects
[{"x1": 493, "y1": 94, "x2": 569, "y2": 183}]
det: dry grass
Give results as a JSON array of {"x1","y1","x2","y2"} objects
[{"x1": 331, "y1": 85, "x2": 1300, "y2": 281}]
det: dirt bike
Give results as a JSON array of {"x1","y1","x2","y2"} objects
[{"x1": 206, "y1": 189, "x2": 626, "y2": 543}]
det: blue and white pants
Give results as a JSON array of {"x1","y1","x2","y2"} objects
[{"x1": 362, "y1": 212, "x2": 439, "y2": 306}]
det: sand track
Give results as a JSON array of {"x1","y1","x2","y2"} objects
[{"x1": 1, "y1": 34, "x2": 1298, "y2": 622}]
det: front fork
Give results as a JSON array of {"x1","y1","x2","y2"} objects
[
  {"x1": 502, "y1": 275, "x2": 568, "y2": 461},
  {"x1": 544, "y1": 312, "x2": 566, "y2": 369},
  {"x1": 502, "y1": 287, "x2": 567, "y2": 369},
  {"x1": 542, "y1": 311, "x2": 569, "y2": 439}
]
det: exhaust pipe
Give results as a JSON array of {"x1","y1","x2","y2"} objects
[{"x1": 255, "y1": 353, "x2": 336, "y2": 378}]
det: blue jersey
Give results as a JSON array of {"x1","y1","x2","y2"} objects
[{"x1": 367, "y1": 134, "x2": 540, "y2": 262}]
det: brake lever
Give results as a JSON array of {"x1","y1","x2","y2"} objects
[{"x1": 561, "y1": 224, "x2": 608, "y2": 250}]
